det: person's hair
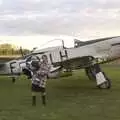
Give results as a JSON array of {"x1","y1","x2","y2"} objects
[
  {"x1": 31, "y1": 61, "x2": 40, "y2": 70},
  {"x1": 42, "y1": 55, "x2": 48, "y2": 63}
]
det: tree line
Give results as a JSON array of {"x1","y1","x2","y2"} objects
[{"x1": 0, "y1": 43, "x2": 30, "y2": 56}]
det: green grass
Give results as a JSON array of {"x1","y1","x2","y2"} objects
[{"x1": 0, "y1": 66, "x2": 120, "y2": 120}]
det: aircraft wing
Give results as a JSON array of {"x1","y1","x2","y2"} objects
[
  {"x1": 0, "y1": 56, "x2": 20, "y2": 63},
  {"x1": 52, "y1": 56, "x2": 95, "y2": 69},
  {"x1": 52, "y1": 54, "x2": 110, "y2": 70}
]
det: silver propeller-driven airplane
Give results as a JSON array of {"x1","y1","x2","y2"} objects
[{"x1": 0, "y1": 36, "x2": 120, "y2": 89}]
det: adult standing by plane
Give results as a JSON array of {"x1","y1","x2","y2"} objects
[{"x1": 24, "y1": 55, "x2": 50, "y2": 106}]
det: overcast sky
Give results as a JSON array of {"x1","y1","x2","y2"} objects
[{"x1": 0, "y1": 0, "x2": 120, "y2": 49}]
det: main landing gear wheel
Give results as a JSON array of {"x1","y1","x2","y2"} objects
[{"x1": 85, "y1": 64, "x2": 111, "y2": 89}]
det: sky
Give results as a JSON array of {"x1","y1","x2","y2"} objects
[{"x1": 0, "y1": 0, "x2": 120, "y2": 49}]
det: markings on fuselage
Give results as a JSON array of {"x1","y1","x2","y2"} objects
[
  {"x1": 59, "y1": 50, "x2": 68, "y2": 61},
  {"x1": 49, "y1": 54, "x2": 53, "y2": 64}
]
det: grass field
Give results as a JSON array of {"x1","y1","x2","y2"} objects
[{"x1": 0, "y1": 65, "x2": 120, "y2": 120}]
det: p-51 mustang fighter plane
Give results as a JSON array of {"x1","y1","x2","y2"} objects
[{"x1": 0, "y1": 36, "x2": 120, "y2": 89}]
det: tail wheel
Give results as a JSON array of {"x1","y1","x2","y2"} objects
[{"x1": 12, "y1": 77, "x2": 16, "y2": 83}]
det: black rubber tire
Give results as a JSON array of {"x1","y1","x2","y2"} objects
[{"x1": 12, "y1": 77, "x2": 16, "y2": 83}]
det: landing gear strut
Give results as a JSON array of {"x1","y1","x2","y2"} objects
[{"x1": 85, "y1": 67, "x2": 96, "y2": 80}]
